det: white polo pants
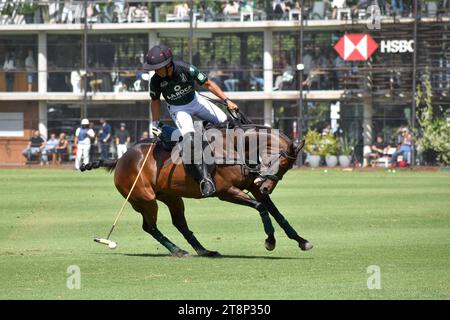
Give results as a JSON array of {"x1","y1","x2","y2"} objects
[
  {"x1": 168, "y1": 93, "x2": 228, "y2": 136},
  {"x1": 75, "y1": 144, "x2": 91, "y2": 170}
]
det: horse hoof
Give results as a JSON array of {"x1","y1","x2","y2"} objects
[
  {"x1": 265, "y1": 239, "x2": 276, "y2": 251},
  {"x1": 300, "y1": 241, "x2": 313, "y2": 251},
  {"x1": 171, "y1": 249, "x2": 189, "y2": 257}
]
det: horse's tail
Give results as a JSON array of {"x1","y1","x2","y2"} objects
[{"x1": 80, "y1": 159, "x2": 117, "y2": 173}]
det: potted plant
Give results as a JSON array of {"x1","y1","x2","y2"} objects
[
  {"x1": 338, "y1": 136, "x2": 355, "y2": 167},
  {"x1": 1, "y1": 3, "x2": 14, "y2": 23},
  {"x1": 322, "y1": 133, "x2": 339, "y2": 167},
  {"x1": 19, "y1": 2, "x2": 37, "y2": 24},
  {"x1": 304, "y1": 129, "x2": 323, "y2": 167}
]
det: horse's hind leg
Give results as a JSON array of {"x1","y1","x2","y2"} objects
[
  {"x1": 218, "y1": 186, "x2": 276, "y2": 251},
  {"x1": 159, "y1": 195, "x2": 220, "y2": 257},
  {"x1": 131, "y1": 200, "x2": 189, "y2": 257},
  {"x1": 257, "y1": 194, "x2": 313, "y2": 251}
]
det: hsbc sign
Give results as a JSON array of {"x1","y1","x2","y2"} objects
[
  {"x1": 380, "y1": 40, "x2": 414, "y2": 53},
  {"x1": 334, "y1": 34, "x2": 378, "y2": 61},
  {"x1": 334, "y1": 34, "x2": 414, "y2": 61}
]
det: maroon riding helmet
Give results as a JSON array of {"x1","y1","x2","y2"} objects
[{"x1": 143, "y1": 44, "x2": 173, "y2": 71}]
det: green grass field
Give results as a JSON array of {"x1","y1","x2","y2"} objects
[{"x1": 0, "y1": 168, "x2": 449, "y2": 299}]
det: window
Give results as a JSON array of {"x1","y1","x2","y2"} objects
[{"x1": 0, "y1": 112, "x2": 24, "y2": 137}]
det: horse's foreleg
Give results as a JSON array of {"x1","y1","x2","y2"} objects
[
  {"x1": 159, "y1": 195, "x2": 220, "y2": 257},
  {"x1": 259, "y1": 195, "x2": 313, "y2": 251},
  {"x1": 131, "y1": 200, "x2": 189, "y2": 257},
  {"x1": 218, "y1": 187, "x2": 276, "y2": 251}
]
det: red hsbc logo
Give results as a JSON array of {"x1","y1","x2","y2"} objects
[{"x1": 334, "y1": 34, "x2": 379, "y2": 61}]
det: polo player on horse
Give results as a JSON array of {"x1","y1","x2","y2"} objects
[{"x1": 143, "y1": 44, "x2": 239, "y2": 198}]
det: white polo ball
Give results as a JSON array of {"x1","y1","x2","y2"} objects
[{"x1": 108, "y1": 241, "x2": 117, "y2": 249}]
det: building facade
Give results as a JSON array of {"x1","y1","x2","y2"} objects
[{"x1": 0, "y1": 0, "x2": 449, "y2": 164}]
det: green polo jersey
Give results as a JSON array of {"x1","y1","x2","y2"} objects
[{"x1": 149, "y1": 60, "x2": 208, "y2": 106}]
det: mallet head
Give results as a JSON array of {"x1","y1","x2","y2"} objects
[{"x1": 94, "y1": 237, "x2": 117, "y2": 249}]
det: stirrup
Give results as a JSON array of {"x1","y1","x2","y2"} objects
[{"x1": 199, "y1": 178, "x2": 216, "y2": 197}]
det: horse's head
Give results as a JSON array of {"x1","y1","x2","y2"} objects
[{"x1": 258, "y1": 134, "x2": 304, "y2": 195}]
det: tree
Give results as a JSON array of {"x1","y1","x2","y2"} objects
[{"x1": 415, "y1": 68, "x2": 450, "y2": 165}]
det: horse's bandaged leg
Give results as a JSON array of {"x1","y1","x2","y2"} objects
[
  {"x1": 149, "y1": 227, "x2": 180, "y2": 253},
  {"x1": 259, "y1": 211, "x2": 275, "y2": 236}
]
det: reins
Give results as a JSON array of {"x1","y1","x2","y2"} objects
[{"x1": 192, "y1": 93, "x2": 298, "y2": 182}]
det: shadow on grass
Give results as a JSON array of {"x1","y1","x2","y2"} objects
[{"x1": 115, "y1": 253, "x2": 312, "y2": 260}]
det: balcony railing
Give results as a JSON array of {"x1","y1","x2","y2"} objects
[{"x1": 1, "y1": 0, "x2": 448, "y2": 26}]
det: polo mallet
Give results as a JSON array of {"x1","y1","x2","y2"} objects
[{"x1": 94, "y1": 142, "x2": 155, "y2": 249}]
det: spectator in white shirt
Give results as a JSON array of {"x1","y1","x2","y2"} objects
[{"x1": 25, "y1": 50, "x2": 36, "y2": 92}]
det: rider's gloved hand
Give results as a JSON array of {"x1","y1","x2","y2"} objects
[
  {"x1": 225, "y1": 98, "x2": 239, "y2": 111},
  {"x1": 150, "y1": 121, "x2": 162, "y2": 137}
]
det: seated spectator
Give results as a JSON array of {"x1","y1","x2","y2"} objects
[
  {"x1": 42, "y1": 133, "x2": 59, "y2": 165},
  {"x1": 56, "y1": 132, "x2": 69, "y2": 164},
  {"x1": 174, "y1": 2, "x2": 190, "y2": 20},
  {"x1": 223, "y1": 0, "x2": 240, "y2": 16},
  {"x1": 224, "y1": 63, "x2": 240, "y2": 91},
  {"x1": 272, "y1": 0, "x2": 287, "y2": 20},
  {"x1": 207, "y1": 57, "x2": 224, "y2": 89},
  {"x1": 371, "y1": 135, "x2": 388, "y2": 157},
  {"x1": 363, "y1": 135, "x2": 388, "y2": 166},
  {"x1": 128, "y1": 3, "x2": 149, "y2": 22},
  {"x1": 111, "y1": 0, "x2": 127, "y2": 22},
  {"x1": 22, "y1": 130, "x2": 45, "y2": 162},
  {"x1": 273, "y1": 58, "x2": 294, "y2": 90},
  {"x1": 86, "y1": 2, "x2": 99, "y2": 22},
  {"x1": 199, "y1": 1, "x2": 216, "y2": 21},
  {"x1": 390, "y1": 127, "x2": 412, "y2": 167},
  {"x1": 249, "y1": 57, "x2": 264, "y2": 91},
  {"x1": 114, "y1": 0, "x2": 126, "y2": 13},
  {"x1": 391, "y1": 0, "x2": 404, "y2": 17}
]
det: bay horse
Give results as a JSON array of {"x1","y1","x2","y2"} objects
[{"x1": 82, "y1": 124, "x2": 313, "y2": 257}]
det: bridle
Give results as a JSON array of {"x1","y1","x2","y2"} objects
[{"x1": 258, "y1": 149, "x2": 297, "y2": 182}]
